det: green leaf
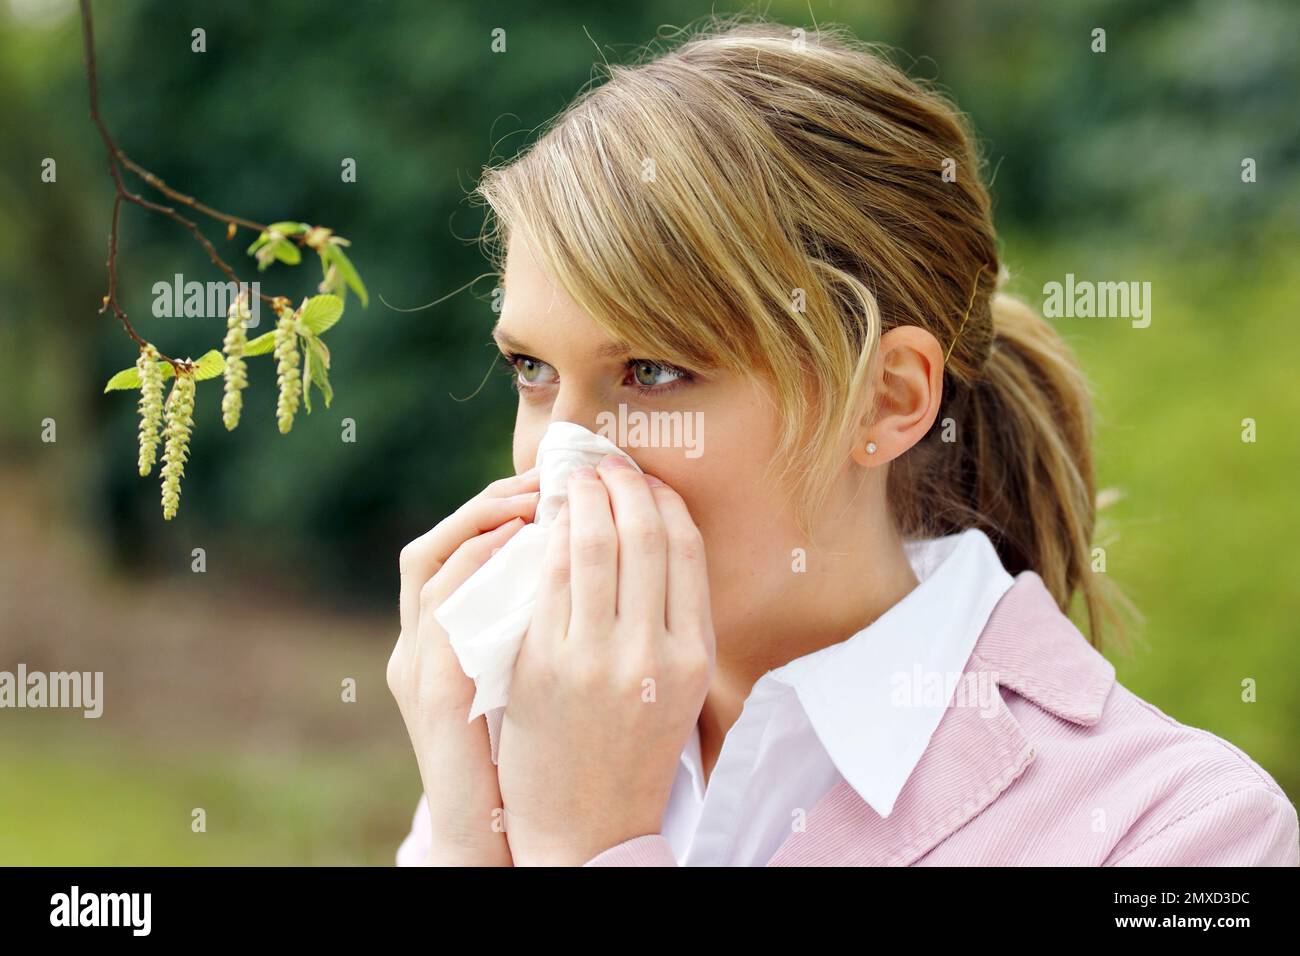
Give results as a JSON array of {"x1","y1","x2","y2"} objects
[
  {"x1": 307, "y1": 336, "x2": 333, "y2": 409},
  {"x1": 103, "y1": 350, "x2": 222, "y2": 391},
  {"x1": 316, "y1": 250, "x2": 341, "y2": 299},
  {"x1": 243, "y1": 330, "x2": 277, "y2": 357},
  {"x1": 105, "y1": 365, "x2": 141, "y2": 391},
  {"x1": 104, "y1": 359, "x2": 175, "y2": 392},
  {"x1": 272, "y1": 239, "x2": 301, "y2": 266},
  {"x1": 301, "y1": 351, "x2": 313, "y2": 414},
  {"x1": 248, "y1": 223, "x2": 306, "y2": 257},
  {"x1": 328, "y1": 244, "x2": 368, "y2": 307},
  {"x1": 252, "y1": 236, "x2": 301, "y2": 271},
  {"x1": 306, "y1": 330, "x2": 331, "y2": 370},
  {"x1": 299, "y1": 294, "x2": 344, "y2": 335},
  {"x1": 191, "y1": 349, "x2": 226, "y2": 381}
]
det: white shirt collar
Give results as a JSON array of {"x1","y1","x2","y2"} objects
[{"x1": 689, "y1": 527, "x2": 1013, "y2": 820}]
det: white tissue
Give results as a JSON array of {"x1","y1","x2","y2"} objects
[{"x1": 434, "y1": 420, "x2": 641, "y2": 763}]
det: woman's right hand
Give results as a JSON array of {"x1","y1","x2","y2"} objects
[{"x1": 387, "y1": 467, "x2": 540, "y2": 866}]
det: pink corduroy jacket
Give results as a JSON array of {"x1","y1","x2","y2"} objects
[{"x1": 581, "y1": 571, "x2": 1300, "y2": 866}]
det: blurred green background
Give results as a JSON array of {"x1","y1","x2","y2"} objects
[{"x1": 1, "y1": 0, "x2": 1296, "y2": 864}]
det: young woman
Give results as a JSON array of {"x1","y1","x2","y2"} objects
[{"x1": 386, "y1": 20, "x2": 1298, "y2": 866}]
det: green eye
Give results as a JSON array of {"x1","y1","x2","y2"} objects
[
  {"x1": 508, "y1": 354, "x2": 556, "y2": 387},
  {"x1": 632, "y1": 361, "x2": 682, "y2": 388},
  {"x1": 519, "y1": 357, "x2": 546, "y2": 383}
]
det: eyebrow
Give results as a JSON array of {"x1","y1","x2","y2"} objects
[{"x1": 491, "y1": 321, "x2": 634, "y2": 359}]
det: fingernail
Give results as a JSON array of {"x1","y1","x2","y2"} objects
[
  {"x1": 644, "y1": 474, "x2": 665, "y2": 487},
  {"x1": 571, "y1": 466, "x2": 597, "y2": 480},
  {"x1": 599, "y1": 454, "x2": 630, "y2": 470}
]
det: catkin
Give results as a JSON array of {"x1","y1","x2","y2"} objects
[
  {"x1": 137, "y1": 344, "x2": 164, "y2": 476},
  {"x1": 222, "y1": 297, "x2": 250, "y2": 430},
  {"x1": 160, "y1": 371, "x2": 196, "y2": 520},
  {"x1": 274, "y1": 310, "x2": 302, "y2": 434}
]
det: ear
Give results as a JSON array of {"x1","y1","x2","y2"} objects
[{"x1": 850, "y1": 325, "x2": 944, "y2": 467}]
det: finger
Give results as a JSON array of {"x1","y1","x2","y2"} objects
[
  {"x1": 649, "y1": 480, "x2": 711, "y2": 639},
  {"x1": 566, "y1": 467, "x2": 617, "y2": 637},
  {"x1": 596, "y1": 455, "x2": 666, "y2": 628},
  {"x1": 474, "y1": 466, "x2": 539, "y2": 501},
  {"x1": 417, "y1": 516, "x2": 528, "y2": 630},
  {"x1": 400, "y1": 491, "x2": 539, "y2": 634},
  {"x1": 530, "y1": 499, "x2": 571, "y2": 647},
  {"x1": 410, "y1": 517, "x2": 529, "y2": 718}
]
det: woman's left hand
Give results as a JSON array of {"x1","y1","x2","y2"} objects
[{"x1": 496, "y1": 455, "x2": 716, "y2": 866}]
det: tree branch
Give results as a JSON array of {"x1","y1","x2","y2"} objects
[{"x1": 80, "y1": 0, "x2": 287, "y2": 371}]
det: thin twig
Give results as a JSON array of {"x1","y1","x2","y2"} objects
[
  {"x1": 81, "y1": 0, "x2": 176, "y2": 361},
  {"x1": 80, "y1": 0, "x2": 285, "y2": 370},
  {"x1": 116, "y1": 154, "x2": 270, "y2": 234},
  {"x1": 121, "y1": 189, "x2": 267, "y2": 300}
]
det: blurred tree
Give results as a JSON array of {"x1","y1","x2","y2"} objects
[{"x1": 2, "y1": 0, "x2": 1296, "y2": 608}]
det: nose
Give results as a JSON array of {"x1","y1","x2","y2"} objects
[
  {"x1": 547, "y1": 387, "x2": 611, "y2": 437},
  {"x1": 547, "y1": 394, "x2": 636, "y2": 463}
]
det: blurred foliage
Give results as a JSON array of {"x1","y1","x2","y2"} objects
[{"x1": 2, "y1": 0, "x2": 1296, "y2": 605}]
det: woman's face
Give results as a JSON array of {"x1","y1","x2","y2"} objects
[{"x1": 494, "y1": 233, "x2": 837, "y2": 651}]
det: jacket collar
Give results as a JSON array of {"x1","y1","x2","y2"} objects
[{"x1": 767, "y1": 569, "x2": 1116, "y2": 866}]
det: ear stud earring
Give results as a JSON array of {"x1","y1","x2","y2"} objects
[{"x1": 866, "y1": 441, "x2": 878, "y2": 455}]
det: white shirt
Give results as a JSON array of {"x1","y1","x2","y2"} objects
[{"x1": 660, "y1": 526, "x2": 1015, "y2": 866}]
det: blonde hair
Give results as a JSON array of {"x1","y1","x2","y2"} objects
[{"x1": 476, "y1": 17, "x2": 1131, "y2": 648}]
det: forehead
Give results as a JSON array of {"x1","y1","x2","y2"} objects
[
  {"x1": 500, "y1": 232, "x2": 563, "y2": 311},
  {"x1": 496, "y1": 233, "x2": 631, "y2": 359}
]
